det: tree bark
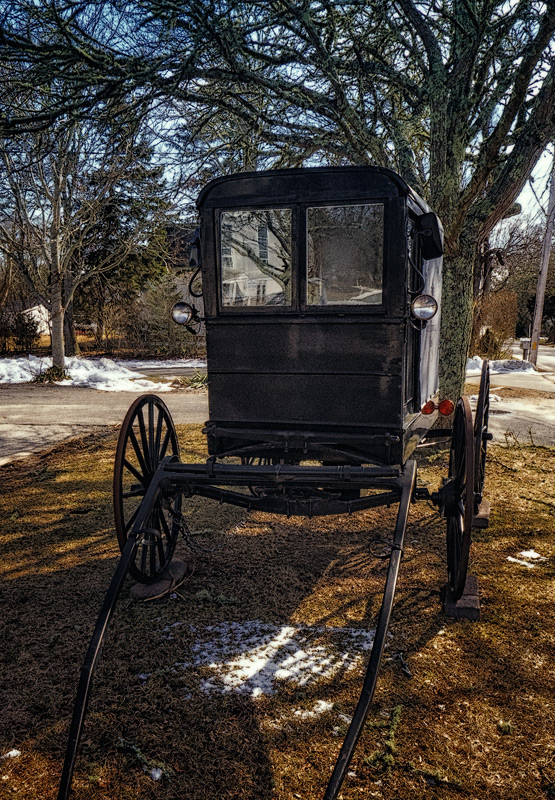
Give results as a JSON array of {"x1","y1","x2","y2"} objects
[
  {"x1": 50, "y1": 272, "x2": 65, "y2": 369},
  {"x1": 63, "y1": 298, "x2": 79, "y2": 357},
  {"x1": 438, "y1": 224, "x2": 478, "y2": 401},
  {"x1": 63, "y1": 270, "x2": 79, "y2": 356},
  {"x1": 0, "y1": 254, "x2": 12, "y2": 307}
]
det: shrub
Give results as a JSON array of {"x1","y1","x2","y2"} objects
[
  {"x1": 471, "y1": 291, "x2": 517, "y2": 359},
  {"x1": 0, "y1": 307, "x2": 14, "y2": 354},
  {"x1": 125, "y1": 275, "x2": 202, "y2": 357},
  {"x1": 13, "y1": 311, "x2": 41, "y2": 353},
  {"x1": 0, "y1": 308, "x2": 42, "y2": 354},
  {"x1": 32, "y1": 365, "x2": 70, "y2": 383}
]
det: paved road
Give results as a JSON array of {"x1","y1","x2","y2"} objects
[
  {"x1": 470, "y1": 344, "x2": 555, "y2": 445},
  {"x1": 2, "y1": 352, "x2": 555, "y2": 466},
  {"x1": 484, "y1": 391, "x2": 555, "y2": 446},
  {"x1": 0, "y1": 384, "x2": 208, "y2": 466},
  {"x1": 508, "y1": 341, "x2": 555, "y2": 373}
]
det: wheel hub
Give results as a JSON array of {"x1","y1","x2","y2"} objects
[{"x1": 438, "y1": 477, "x2": 460, "y2": 517}]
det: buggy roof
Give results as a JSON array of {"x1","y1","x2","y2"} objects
[{"x1": 197, "y1": 165, "x2": 433, "y2": 215}]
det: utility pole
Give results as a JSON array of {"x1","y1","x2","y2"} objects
[{"x1": 529, "y1": 150, "x2": 555, "y2": 365}]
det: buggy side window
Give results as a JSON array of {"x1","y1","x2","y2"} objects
[
  {"x1": 306, "y1": 204, "x2": 384, "y2": 305},
  {"x1": 220, "y1": 209, "x2": 292, "y2": 307}
]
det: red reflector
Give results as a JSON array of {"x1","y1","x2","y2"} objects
[
  {"x1": 438, "y1": 399, "x2": 455, "y2": 416},
  {"x1": 421, "y1": 400, "x2": 436, "y2": 415}
]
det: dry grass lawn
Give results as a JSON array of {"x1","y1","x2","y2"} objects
[{"x1": 1, "y1": 416, "x2": 555, "y2": 800}]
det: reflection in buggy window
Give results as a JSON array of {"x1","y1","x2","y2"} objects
[
  {"x1": 220, "y1": 209, "x2": 292, "y2": 307},
  {"x1": 307, "y1": 204, "x2": 384, "y2": 305}
]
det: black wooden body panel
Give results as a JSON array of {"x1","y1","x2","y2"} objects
[
  {"x1": 208, "y1": 373, "x2": 402, "y2": 426},
  {"x1": 206, "y1": 320, "x2": 403, "y2": 376}
]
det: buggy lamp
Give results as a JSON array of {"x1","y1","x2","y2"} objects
[
  {"x1": 421, "y1": 399, "x2": 455, "y2": 416},
  {"x1": 171, "y1": 302, "x2": 195, "y2": 326},
  {"x1": 411, "y1": 294, "x2": 438, "y2": 321}
]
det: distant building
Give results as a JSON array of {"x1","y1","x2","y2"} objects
[{"x1": 22, "y1": 305, "x2": 50, "y2": 335}]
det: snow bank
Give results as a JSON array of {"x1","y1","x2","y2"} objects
[{"x1": 0, "y1": 355, "x2": 173, "y2": 392}]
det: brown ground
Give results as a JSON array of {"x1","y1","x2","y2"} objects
[
  {"x1": 1, "y1": 423, "x2": 554, "y2": 800},
  {"x1": 465, "y1": 381, "x2": 555, "y2": 401}
]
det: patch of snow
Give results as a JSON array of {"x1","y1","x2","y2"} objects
[
  {"x1": 467, "y1": 355, "x2": 536, "y2": 376},
  {"x1": 519, "y1": 550, "x2": 547, "y2": 561},
  {"x1": 0, "y1": 355, "x2": 173, "y2": 392},
  {"x1": 150, "y1": 768, "x2": 163, "y2": 781},
  {"x1": 167, "y1": 619, "x2": 375, "y2": 697},
  {"x1": 293, "y1": 700, "x2": 334, "y2": 719},
  {"x1": 469, "y1": 393, "x2": 502, "y2": 403},
  {"x1": 507, "y1": 556, "x2": 535, "y2": 569},
  {"x1": 1, "y1": 750, "x2": 21, "y2": 760}
]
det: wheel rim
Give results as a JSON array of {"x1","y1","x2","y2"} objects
[
  {"x1": 473, "y1": 359, "x2": 490, "y2": 509},
  {"x1": 446, "y1": 396, "x2": 475, "y2": 599},
  {"x1": 113, "y1": 394, "x2": 181, "y2": 583}
]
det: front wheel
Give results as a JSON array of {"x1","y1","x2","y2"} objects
[{"x1": 113, "y1": 394, "x2": 181, "y2": 583}]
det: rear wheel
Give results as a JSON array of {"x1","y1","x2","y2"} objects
[
  {"x1": 113, "y1": 394, "x2": 181, "y2": 583},
  {"x1": 445, "y1": 397, "x2": 475, "y2": 600},
  {"x1": 474, "y1": 359, "x2": 490, "y2": 511}
]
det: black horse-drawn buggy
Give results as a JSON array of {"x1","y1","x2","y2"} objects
[{"x1": 58, "y1": 166, "x2": 490, "y2": 799}]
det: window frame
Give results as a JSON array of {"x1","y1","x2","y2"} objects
[
  {"x1": 215, "y1": 199, "x2": 393, "y2": 315},
  {"x1": 216, "y1": 206, "x2": 297, "y2": 314}
]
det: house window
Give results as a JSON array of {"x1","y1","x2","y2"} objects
[
  {"x1": 220, "y1": 209, "x2": 292, "y2": 307},
  {"x1": 221, "y1": 222, "x2": 233, "y2": 269},
  {"x1": 258, "y1": 225, "x2": 268, "y2": 262}
]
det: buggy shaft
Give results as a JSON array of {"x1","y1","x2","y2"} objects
[{"x1": 323, "y1": 460, "x2": 417, "y2": 800}]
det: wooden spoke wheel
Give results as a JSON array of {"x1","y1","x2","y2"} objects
[
  {"x1": 113, "y1": 394, "x2": 181, "y2": 584},
  {"x1": 445, "y1": 396, "x2": 475, "y2": 600},
  {"x1": 473, "y1": 359, "x2": 490, "y2": 511}
]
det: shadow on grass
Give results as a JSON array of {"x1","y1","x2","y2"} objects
[
  {"x1": 6, "y1": 432, "x2": 551, "y2": 799},
  {"x1": 0, "y1": 427, "x2": 428, "y2": 800}
]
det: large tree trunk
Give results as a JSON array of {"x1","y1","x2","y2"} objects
[
  {"x1": 50, "y1": 272, "x2": 65, "y2": 369},
  {"x1": 438, "y1": 231, "x2": 477, "y2": 401},
  {"x1": 0, "y1": 255, "x2": 12, "y2": 306},
  {"x1": 63, "y1": 294, "x2": 79, "y2": 356},
  {"x1": 63, "y1": 303, "x2": 78, "y2": 356}
]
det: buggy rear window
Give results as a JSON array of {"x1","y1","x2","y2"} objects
[
  {"x1": 306, "y1": 204, "x2": 384, "y2": 306},
  {"x1": 220, "y1": 209, "x2": 292, "y2": 307}
]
